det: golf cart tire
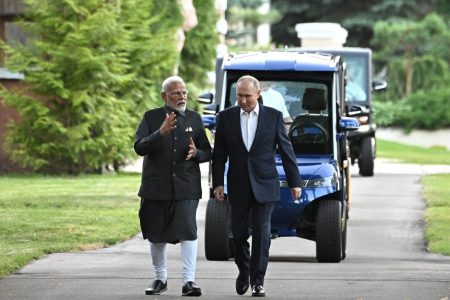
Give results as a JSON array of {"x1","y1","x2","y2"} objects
[
  {"x1": 358, "y1": 137, "x2": 374, "y2": 176},
  {"x1": 316, "y1": 200, "x2": 343, "y2": 263},
  {"x1": 204, "y1": 198, "x2": 232, "y2": 261},
  {"x1": 341, "y1": 209, "x2": 348, "y2": 260}
]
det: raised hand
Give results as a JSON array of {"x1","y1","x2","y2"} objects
[
  {"x1": 186, "y1": 137, "x2": 197, "y2": 160},
  {"x1": 159, "y1": 112, "x2": 177, "y2": 136}
]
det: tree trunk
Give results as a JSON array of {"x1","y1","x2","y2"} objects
[{"x1": 404, "y1": 46, "x2": 414, "y2": 97}]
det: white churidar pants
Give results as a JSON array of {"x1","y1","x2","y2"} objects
[{"x1": 150, "y1": 239, "x2": 198, "y2": 284}]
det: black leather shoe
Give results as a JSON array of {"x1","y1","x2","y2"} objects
[
  {"x1": 145, "y1": 279, "x2": 167, "y2": 295},
  {"x1": 251, "y1": 285, "x2": 266, "y2": 297},
  {"x1": 235, "y1": 273, "x2": 249, "y2": 295},
  {"x1": 182, "y1": 281, "x2": 202, "y2": 296}
]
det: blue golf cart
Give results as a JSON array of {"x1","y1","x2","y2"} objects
[{"x1": 198, "y1": 50, "x2": 359, "y2": 263}]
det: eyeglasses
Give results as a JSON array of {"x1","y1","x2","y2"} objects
[{"x1": 168, "y1": 90, "x2": 188, "y2": 96}]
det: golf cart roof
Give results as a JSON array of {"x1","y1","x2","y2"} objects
[{"x1": 222, "y1": 51, "x2": 341, "y2": 72}]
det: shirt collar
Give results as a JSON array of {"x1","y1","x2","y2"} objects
[{"x1": 240, "y1": 102, "x2": 260, "y2": 116}]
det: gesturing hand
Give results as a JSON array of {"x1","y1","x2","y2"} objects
[
  {"x1": 160, "y1": 112, "x2": 177, "y2": 136},
  {"x1": 186, "y1": 137, "x2": 197, "y2": 160}
]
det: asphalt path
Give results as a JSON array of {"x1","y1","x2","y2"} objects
[{"x1": 0, "y1": 160, "x2": 449, "y2": 299}]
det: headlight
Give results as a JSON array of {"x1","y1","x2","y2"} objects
[
  {"x1": 280, "y1": 180, "x2": 310, "y2": 188},
  {"x1": 279, "y1": 180, "x2": 289, "y2": 187},
  {"x1": 279, "y1": 174, "x2": 339, "y2": 188},
  {"x1": 304, "y1": 174, "x2": 338, "y2": 188}
]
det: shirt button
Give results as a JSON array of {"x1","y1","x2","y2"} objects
[
  {"x1": 173, "y1": 173, "x2": 176, "y2": 177},
  {"x1": 173, "y1": 161, "x2": 176, "y2": 165},
  {"x1": 174, "y1": 149, "x2": 177, "y2": 152},
  {"x1": 174, "y1": 137, "x2": 177, "y2": 140}
]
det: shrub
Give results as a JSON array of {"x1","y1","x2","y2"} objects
[
  {"x1": 398, "y1": 88, "x2": 450, "y2": 131},
  {"x1": 374, "y1": 88, "x2": 450, "y2": 131}
]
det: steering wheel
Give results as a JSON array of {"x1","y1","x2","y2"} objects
[{"x1": 288, "y1": 122, "x2": 329, "y2": 144}]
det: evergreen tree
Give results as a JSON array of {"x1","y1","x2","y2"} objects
[
  {"x1": 179, "y1": 0, "x2": 219, "y2": 95},
  {"x1": 226, "y1": 0, "x2": 281, "y2": 49},
  {"x1": 119, "y1": 0, "x2": 182, "y2": 117},
  {"x1": 271, "y1": 0, "x2": 450, "y2": 48},
  {"x1": 1, "y1": 0, "x2": 182, "y2": 174},
  {"x1": 372, "y1": 13, "x2": 450, "y2": 98}
]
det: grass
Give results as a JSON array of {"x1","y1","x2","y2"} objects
[
  {"x1": 0, "y1": 173, "x2": 141, "y2": 277},
  {"x1": 377, "y1": 139, "x2": 450, "y2": 165},
  {"x1": 377, "y1": 139, "x2": 450, "y2": 256},
  {"x1": 422, "y1": 174, "x2": 450, "y2": 256}
]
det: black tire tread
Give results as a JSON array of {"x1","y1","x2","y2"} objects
[
  {"x1": 316, "y1": 200, "x2": 342, "y2": 263},
  {"x1": 204, "y1": 198, "x2": 231, "y2": 261},
  {"x1": 359, "y1": 137, "x2": 374, "y2": 176}
]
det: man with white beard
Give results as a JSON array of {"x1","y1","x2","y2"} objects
[{"x1": 134, "y1": 75, "x2": 211, "y2": 296}]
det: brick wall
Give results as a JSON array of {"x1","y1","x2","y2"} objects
[{"x1": 0, "y1": 79, "x2": 29, "y2": 173}]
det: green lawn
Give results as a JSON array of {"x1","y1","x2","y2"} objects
[
  {"x1": 377, "y1": 139, "x2": 450, "y2": 256},
  {"x1": 0, "y1": 173, "x2": 141, "y2": 277},
  {"x1": 377, "y1": 139, "x2": 450, "y2": 165},
  {"x1": 422, "y1": 174, "x2": 450, "y2": 255}
]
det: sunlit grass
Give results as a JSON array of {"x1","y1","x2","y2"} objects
[
  {"x1": 377, "y1": 139, "x2": 450, "y2": 165},
  {"x1": 0, "y1": 173, "x2": 141, "y2": 277},
  {"x1": 423, "y1": 174, "x2": 450, "y2": 255}
]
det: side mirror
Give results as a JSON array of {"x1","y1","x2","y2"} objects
[
  {"x1": 339, "y1": 117, "x2": 360, "y2": 132},
  {"x1": 202, "y1": 115, "x2": 216, "y2": 130},
  {"x1": 346, "y1": 104, "x2": 369, "y2": 116},
  {"x1": 197, "y1": 92, "x2": 214, "y2": 104},
  {"x1": 372, "y1": 80, "x2": 387, "y2": 92},
  {"x1": 203, "y1": 103, "x2": 219, "y2": 115}
]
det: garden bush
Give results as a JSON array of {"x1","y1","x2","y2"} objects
[{"x1": 374, "y1": 88, "x2": 450, "y2": 131}]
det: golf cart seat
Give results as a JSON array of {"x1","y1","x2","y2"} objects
[{"x1": 289, "y1": 88, "x2": 330, "y2": 154}]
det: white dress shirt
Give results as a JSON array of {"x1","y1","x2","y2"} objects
[
  {"x1": 261, "y1": 87, "x2": 290, "y2": 119},
  {"x1": 240, "y1": 103, "x2": 259, "y2": 151}
]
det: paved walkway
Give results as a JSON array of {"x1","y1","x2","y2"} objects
[
  {"x1": 373, "y1": 158, "x2": 450, "y2": 175},
  {"x1": 0, "y1": 160, "x2": 449, "y2": 300}
]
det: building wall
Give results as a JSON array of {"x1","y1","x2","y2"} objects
[
  {"x1": 0, "y1": 1, "x2": 26, "y2": 173},
  {"x1": 0, "y1": 0, "x2": 24, "y2": 15},
  {"x1": 0, "y1": 80, "x2": 31, "y2": 173}
]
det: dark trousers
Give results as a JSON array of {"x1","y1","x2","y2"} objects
[{"x1": 229, "y1": 192, "x2": 275, "y2": 286}]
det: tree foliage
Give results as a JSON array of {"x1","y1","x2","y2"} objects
[
  {"x1": 1, "y1": 0, "x2": 182, "y2": 174},
  {"x1": 371, "y1": 13, "x2": 450, "y2": 130},
  {"x1": 374, "y1": 88, "x2": 450, "y2": 131},
  {"x1": 179, "y1": 0, "x2": 219, "y2": 94},
  {"x1": 226, "y1": 0, "x2": 281, "y2": 48},
  {"x1": 372, "y1": 13, "x2": 450, "y2": 98},
  {"x1": 271, "y1": 0, "x2": 449, "y2": 48},
  {"x1": 118, "y1": 0, "x2": 182, "y2": 117}
]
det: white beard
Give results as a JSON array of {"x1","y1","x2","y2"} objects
[{"x1": 168, "y1": 101, "x2": 186, "y2": 113}]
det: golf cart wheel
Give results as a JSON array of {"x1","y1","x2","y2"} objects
[
  {"x1": 341, "y1": 208, "x2": 347, "y2": 260},
  {"x1": 316, "y1": 200, "x2": 343, "y2": 263},
  {"x1": 204, "y1": 198, "x2": 232, "y2": 261},
  {"x1": 341, "y1": 168, "x2": 349, "y2": 260},
  {"x1": 358, "y1": 137, "x2": 374, "y2": 176}
]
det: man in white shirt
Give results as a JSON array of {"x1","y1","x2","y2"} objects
[
  {"x1": 260, "y1": 82, "x2": 292, "y2": 123},
  {"x1": 212, "y1": 75, "x2": 301, "y2": 297}
]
